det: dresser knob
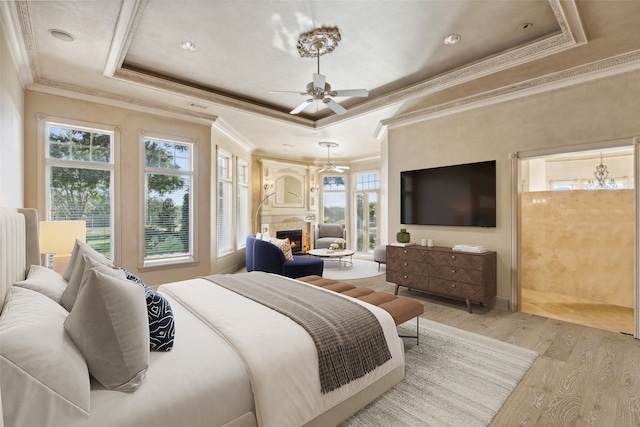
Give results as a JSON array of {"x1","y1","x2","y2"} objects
[
  {"x1": 451, "y1": 255, "x2": 456, "y2": 259},
  {"x1": 403, "y1": 274, "x2": 408, "y2": 279},
  {"x1": 403, "y1": 250, "x2": 408, "y2": 254},
  {"x1": 451, "y1": 269, "x2": 456, "y2": 274},
  {"x1": 451, "y1": 283, "x2": 456, "y2": 288},
  {"x1": 403, "y1": 262, "x2": 408, "y2": 266}
]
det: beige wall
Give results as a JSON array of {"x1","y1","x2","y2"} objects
[
  {"x1": 521, "y1": 190, "x2": 634, "y2": 308},
  {"x1": 24, "y1": 91, "x2": 213, "y2": 286},
  {"x1": 0, "y1": 23, "x2": 24, "y2": 208},
  {"x1": 387, "y1": 70, "x2": 640, "y2": 304}
]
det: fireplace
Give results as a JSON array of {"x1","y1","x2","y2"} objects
[{"x1": 277, "y1": 229, "x2": 303, "y2": 254}]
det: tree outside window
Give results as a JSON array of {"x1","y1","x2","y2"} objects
[
  {"x1": 143, "y1": 138, "x2": 193, "y2": 263},
  {"x1": 45, "y1": 123, "x2": 114, "y2": 257}
]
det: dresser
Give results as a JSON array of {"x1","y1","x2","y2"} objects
[{"x1": 386, "y1": 245, "x2": 497, "y2": 313}]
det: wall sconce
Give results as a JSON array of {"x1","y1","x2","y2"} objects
[
  {"x1": 40, "y1": 220, "x2": 87, "y2": 274},
  {"x1": 263, "y1": 178, "x2": 274, "y2": 190},
  {"x1": 310, "y1": 182, "x2": 320, "y2": 192}
]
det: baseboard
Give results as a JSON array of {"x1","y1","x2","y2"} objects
[{"x1": 491, "y1": 296, "x2": 510, "y2": 311}]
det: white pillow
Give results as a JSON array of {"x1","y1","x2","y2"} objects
[
  {"x1": 61, "y1": 242, "x2": 115, "y2": 311},
  {"x1": 0, "y1": 287, "x2": 90, "y2": 427},
  {"x1": 62, "y1": 239, "x2": 112, "y2": 282},
  {"x1": 64, "y1": 265, "x2": 149, "y2": 392},
  {"x1": 13, "y1": 265, "x2": 68, "y2": 304}
]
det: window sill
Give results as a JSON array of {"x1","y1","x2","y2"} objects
[{"x1": 139, "y1": 258, "x2": 197, "y2": 273}]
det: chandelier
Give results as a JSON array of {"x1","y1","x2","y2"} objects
[{"x1": 586, "y1": 153, "x2": 617, "y2": 189}]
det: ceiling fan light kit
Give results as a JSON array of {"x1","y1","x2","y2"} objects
[
  {"x1": 272, "y1": 27, "x2": 369, "y2": 116},
  {"x1": 318, "y1": 141, "x2": 350, "y2": 173}
]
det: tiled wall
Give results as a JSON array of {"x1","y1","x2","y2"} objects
[{"x1": 521, "y1": 190, "x2": 634, "y2": 308}]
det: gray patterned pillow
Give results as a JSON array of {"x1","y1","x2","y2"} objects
[{"x1": 64, "y1": 265, "x2": 149, "y2": 392}]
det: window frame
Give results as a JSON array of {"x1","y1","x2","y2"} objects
[
  {"x1": 321, "y1": 174, "x2": 347, "y2": 225},
  {"x1": 236, "y1": 158, "x2": 249, "y2": 250},
  {"x1": 38, "y1": 115, "x2": 118, "y2": 260},
  {"x1": 217, "y1": 148, "x2": 234, "y2": 257},
  {"x1": 140, "y1": 131, "x2": 196, "y2": 268}
]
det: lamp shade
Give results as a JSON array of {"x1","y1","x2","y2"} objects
[{"x1": 39, "y1": 221, "x2": 87, "y2": 254}]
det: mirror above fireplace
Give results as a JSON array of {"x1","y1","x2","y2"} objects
[{"x1": 274, "y1": 175, "x2": 303, "y2": 206}]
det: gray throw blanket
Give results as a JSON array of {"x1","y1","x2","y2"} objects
[{"x1": 205, "y1": 272, "x2": 392, "y2": 394}]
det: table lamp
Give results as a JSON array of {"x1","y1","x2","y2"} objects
[{"x1": 39, "y1": 221, "x2": 86, "y2": 274}]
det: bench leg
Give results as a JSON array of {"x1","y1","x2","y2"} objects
[{"x1": 398, "y1": 316, "x2": 420, "y2": 345}]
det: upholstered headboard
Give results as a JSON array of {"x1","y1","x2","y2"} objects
[{"x1": 0, "y1": 208, "x2": 40, "y2": 312}]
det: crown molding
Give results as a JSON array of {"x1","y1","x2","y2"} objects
[
  {"x1": 111, "y1": 67, "x2": 315, "y2": 128},
  {"x1": 0, "y1": 1, "x2": 35, "y2": 85},
  {"x1": 376, "y1": 49, "x2": 640, "y2": 136},
  {"x1": 27, "y1": 79, "x2": 218, "y2": 126},
  {"x1": 211, "y1": 117, "x2": 256, "y2": 152}
]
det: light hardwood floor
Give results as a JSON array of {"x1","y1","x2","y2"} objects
[{"x1": 348, "y1": 273, "x2": 640, "y2": 427}]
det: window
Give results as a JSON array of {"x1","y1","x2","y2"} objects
[
  {"x1": 237, "y1": 159, "x2": 249, "y2": 249},
  {"x1": 323, "y1": 175, "x2": 346, "y2": 224},
  {"x1": 44, "y1": 120, "x2": 115, "y2": 258},
  {"x1": 354, "y1": 173, "x2": 380, "y2": 252},
  {"x1": 217, "y1": 149, "x2": 233, "y2": 255},
  {"x1": 143, "y1": 136, "x2": 194, "y2": 265},
  {"x1": 551, "y1": 180, "x2": 576, "y2": 191}
]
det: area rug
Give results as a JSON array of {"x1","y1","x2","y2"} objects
[
  {"x1": 321, "y1": 258, "x2": 384, "y2": 280},
  {"x1": 340, "y1": 319, "x2": 538, "y2": 427}
]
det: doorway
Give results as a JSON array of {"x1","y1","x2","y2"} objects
[
  {"x1": 354, "y1": 172, "x2": 380, "y2": 254},
  {"x1": 518, "y1": 146, "x2": 635, "y2": 335}
]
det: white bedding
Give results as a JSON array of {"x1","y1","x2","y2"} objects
[
  {"x1": 159, "y1": 275, "x2": 405, "y2": 427},
  {"x1": 85, "y1": 292, "x2": 255, "y2": 427},
  {"x1": 0, "y1": 208, "x2": 404, "y2": 427}
]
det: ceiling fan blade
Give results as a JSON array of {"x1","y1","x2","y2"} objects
[
  {"x1": 270, "y1": 90, "x2": 308, "y2": 95},
  {"x1": 331, "y1": 89, "x2": 369, "y2": 98},
  {"x1": 290, "y1": 99, "x2": 313, "y2": 114},
  {"x1": 313, "y1": 73, "x2": 326, "y2": 90},
  {"x1": 324, "y1": 98, "x2": 347, "y2": 115},
  {"x1": 337, "y1": 165, "x2": 350, "y2": 170}
]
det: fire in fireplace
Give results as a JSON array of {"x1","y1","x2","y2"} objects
[{"x1": 276, "y1": 230, "x2": 303, "y2": 254}]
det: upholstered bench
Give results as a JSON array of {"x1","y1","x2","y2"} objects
[{"x1": 297, "y1": 275, "x2": 425, "y2": 344}]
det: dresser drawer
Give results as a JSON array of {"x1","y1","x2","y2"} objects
[
  {"x1": 429, "y1": 264, "x2": 484, "y2": 285},
  {"x1": 386, "y1": 246, "x2": 429, "y2": 262},
  {"x1": 386, "y1": 271, "x2": 429, "y2": 290},
  {"x1": 429, "y1": 251, "x2": 484, "y2": 270},
  {"x1": 387, "y1": 258, "x2": 428, "y2": 276},
  {"x1": 428, "y1": 278, "x2": 485, "y2": 301}
]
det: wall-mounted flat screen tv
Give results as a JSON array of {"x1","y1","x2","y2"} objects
[{"x1": 401, "y1": 160, "x2": 496, "y2": 227}]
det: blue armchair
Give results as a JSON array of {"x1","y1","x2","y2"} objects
[{"x1": 246, "y1": 235, "x2": 324, "y2": 279}]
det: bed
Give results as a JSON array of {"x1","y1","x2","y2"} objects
[{"x1": 0, "y1": 208, "x2": 405, "y2": 427}]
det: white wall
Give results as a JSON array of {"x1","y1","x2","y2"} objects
[
  {"x1": 0, "y1": 22, "x2": 24, "y2": 207},
  {"x1": 387, "y1": 70, "x2": 640, "y2": 304}
]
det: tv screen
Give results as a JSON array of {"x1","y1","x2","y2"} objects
[{"x1": 401, "y1": 160, "x2": 496, "y2": 227}]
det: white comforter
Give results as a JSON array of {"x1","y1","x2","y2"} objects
[
  {"x1": 85, "y1": 291, "x2": 255, "y2": 427},
  {"x1": 160, "y1": 275, "x2": 405, "y2": 427}
]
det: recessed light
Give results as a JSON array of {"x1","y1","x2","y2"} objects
[
  {"x1": 443, "y1": 34, "x2": 461, "y2": 45},
  {"x1": 180, "y1": 41, "x2": 196, "y2": 51},
  {"x1": 49, "y1": 29, "x2": 75, "y2": 42}
]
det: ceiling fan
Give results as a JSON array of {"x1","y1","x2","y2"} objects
[
  {"x1": 271, "y1": 27, "x2": 368, "y2": 116},
  {"x1": 318, "y1": 142, "x2": 350, "y2": 173}
]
